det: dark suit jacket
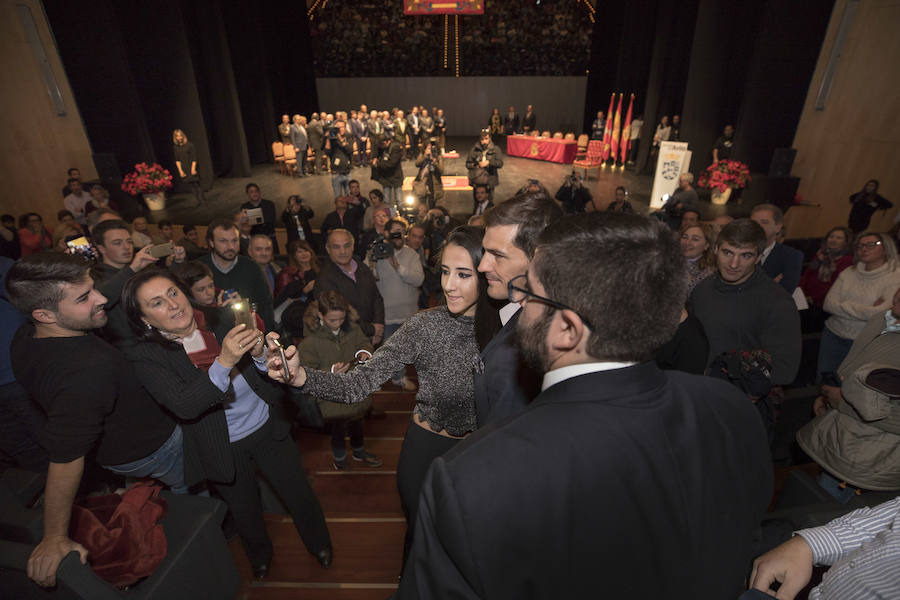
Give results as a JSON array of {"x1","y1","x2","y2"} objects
[
  {"x1": 314, "y1": 260, "x2": 384, "y2": 336},
  {"x1": 502, "y1": 113, "x2": 519, "y2": 135},
  {"x1": 472, "y1": 309, "x2": 540, "y2": 428},
  {"x1": 125, "y1": 324, "x2": 288, "y2": 487},
  {"x1": 522, "y1": 112, "x2": 536, "y2": 131},
  {"x1": 762, "y1": 242, "x2": 804, "y2": 294},
  {"x1": 398, "y1": 362, "x2": 773, "y2": 599}
]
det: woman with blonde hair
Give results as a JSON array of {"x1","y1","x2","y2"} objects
[
  {"x1": 679, "y1": 223, "x2": 715, "y2": 293},
  {"x1": 172, "y1": 128, "x2": 202, "y2": 206}
]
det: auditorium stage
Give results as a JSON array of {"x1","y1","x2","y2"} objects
[{"x1": 149, "y1": 136, "x2": 660, "y2": 229}]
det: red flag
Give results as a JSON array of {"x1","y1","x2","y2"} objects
[
  {"x1": 601, "y1": 93, "x2": 615, "y2": 161},
  {"x1": 620, "y1": 94, "x2": 634, "y2": 165},
  {"x1": 610, "y1": 93, "x2": 623, "y2": 163}
]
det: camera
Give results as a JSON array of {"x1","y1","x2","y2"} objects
[{"x1": 370, "y1": 234, "x2": 395, "y2": 260}]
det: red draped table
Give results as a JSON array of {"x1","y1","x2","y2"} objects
[{"x1": 506, "y1": 135, "x2": 578, "y2": 164}]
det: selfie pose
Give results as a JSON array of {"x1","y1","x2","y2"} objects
[
  {"x1": 122, "y1": 269, "x2": 332, "y2": 579},
  {"x1": 267, "y1": 226, "x2": 500, "y2": 568}
]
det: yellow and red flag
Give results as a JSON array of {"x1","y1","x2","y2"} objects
[
  {"x1": 620, "y1": 94, "x2": 634, "y2": 164},
  {"x1": 601, "y1": 93, "x2": 615, "y2": 161},
  {"x1": 610, "y1": 93, "x2": 623, "y2": 163}
]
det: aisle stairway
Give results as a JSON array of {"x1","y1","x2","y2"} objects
[{"x1": 230, "y1": 385, "x2": 416, "y2": 600}]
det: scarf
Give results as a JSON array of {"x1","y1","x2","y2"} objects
[{"x1": 809, "y1": 245, "x2": 850, "y2": 283}]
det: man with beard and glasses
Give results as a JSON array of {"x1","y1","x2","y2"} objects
[
  {"x1": 397, "y1": 213, "x2": 772, "y2": 599},
  {"x1": 473, "y1": 191, "x2": 561, "y2": 427},
  {"x1": 199, "y1": 218, "x2": 274, "y2": 330},
  {"x1": 6, "y1": 253, "x2": 185, "y2": 589}
]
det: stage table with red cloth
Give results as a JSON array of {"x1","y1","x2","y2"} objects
[{"x1": 506, "y1": 135, "x2": 578, "y2": 164}]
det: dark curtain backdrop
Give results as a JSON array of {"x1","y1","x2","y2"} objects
[{"x1": 44, "y1": 0, "x2": 319, "y2": 181}]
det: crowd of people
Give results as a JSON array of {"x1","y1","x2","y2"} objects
[
  {"x1": 2, "y1": 138, "x2": 900, "y2": 598},
  {"x1": 309, "y1": 1, "x2": 592, "y2": 77}
]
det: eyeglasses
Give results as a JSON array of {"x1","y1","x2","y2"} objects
[
  {"x1": 856, "y1": 240, "x2": 883, "y2": 250},
  {"x1": 507, "y1": 275, "x2": 594, "y2": 330}
]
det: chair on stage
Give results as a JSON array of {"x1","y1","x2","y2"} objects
[
  {"x1": 283, "y1": 144, "x2": 298, "y2": 177},
  {"x1": 573, "y1": 140, "x2": 604, "y2": 181},
  {"x1": 563, "y1": 132, "x2": 575, "y2": 140},
  {"x1": 552, "y1": 132, "x2": 563, "y2": 139},
  {"x1": 272, "y1": 141, "x2": 285, "y2": 175},
  {"x1": 575, "y1": 134, "x2": 590, "y2": 159},
  {"x1": 541, "y1": 130, "x2": 551, "y2": 138}
]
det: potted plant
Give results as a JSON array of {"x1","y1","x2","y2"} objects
[
  {"x1": 121, "y1": 163, "x2": 173, "y2": 211},
  {"x1": 698, "y1": 159, "x2": 751, "y2": 205}
]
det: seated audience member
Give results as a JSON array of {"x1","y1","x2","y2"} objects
[
  {"x1": 673, "y1": 172, "x2": 699, "y2": 208},
  {"x1": 85, "y1": 208, "x2": 120, "y2": 234},
  {"x1": 131, "y1": 216, "x2": 153, "y2": 247},
  {"x1": 797, "y1": 286, "x2": 900, "y2": 499},
  {"x1": 848, "y1": 178, "x2": 892, "y2": 234},
  {"x1": 199, "y1": 218, "x2": 275, "y2": 331},
  {"x1": 799, "y1": 226, "x2": 854, "y2": 314},
  {"x1": 681, "y1": 207, "x2": 702, "y2": 228},
  {"x1": 61, "y1": 167, "x2": 80, "y2": 198},
  {"x1": 234, "y1": 209, "x2": 252, "y2": 255},
  {"x1": 241, "y1": 183, "x2": 279, "y2": 253},
  {"x1": 655, "y1": 307, "x2": 710, "y2": 375},
  {"x1": 751, "y1": 203, "x2": 804, "y2": 294},
  {"x1": 710, "y1": 214, "x2": 734, "y2": 240},
  {"x1": 176, "y1": 224, "x2": 207, "y2": 260},
  {"x1": 91, "y1": 219, "x2": 159, "y2": 346},
  {"x1": 680, "y1": 223, "x2": 716, "y2": 293},
  {"x1": 603, "y1": 186, "x2": 634, "y2": 214},
  {"x1": 298, "y1": 292, "x2": 381, "y2": 469},
  {"x1": 85, "y1": 185, "x2": 116, "y2": 214},
  {"x1": 6, "y1": 254, "x2": 186, "y2": 588},
  {"x1": 321, "y1": 196, "x2": 361, "y2": 244},
  {"x1": 817, "y1": 231, "x2": 900, "y2": 378},
  {"x1": 471, "y1": 184, "x2": 494, "y2": 217},
  {"x1": 275, "y1": 239, "x2": 319, "y2": 303},
  {"x1": 397, "y1": 213, "x2": 772, "y2": 598},
  {"x1": 56, "y1": 210, "x2": 84, "y2": 236},
  {"x1": 315, "y1": 228, "x2": 385, "y2": 345},
  {"x1": 63, "y1": 179, "x2": 93, "y2": 225},
  {"x1": 691, "y1": 219, "x2": 801, "y2": 386},
  {"x1": 248, "y1": 234, "x2": 281, "y2": 294},
  {"x1": 750, "y1": 496, "x2": 900, "y2": 600},
  {"x1": 345, "y1": 180, "x2": 368, "y2": 215},
  {"x1": 1, "y1": 214, "x2": 21, "y2": 259},
  {"x1": 121, "y1": 269, "x2": 332, "y2": 579},
  {"x1": 555, "y1": 171, "x2": 592, "y2": 214},
  {"x1": 281, "y1": 194, "x2": 315, "y2": 247},
  {"x1": 152, "y1": 219, "x2": 175, "y2": 244},
  {"x1": 18, "y1": 213, "x2": 52, "y2": 256}
]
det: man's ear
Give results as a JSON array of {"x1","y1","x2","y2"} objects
[
  {"x1": 31, "y1": 308, "x2": 57, "y2": 325},
  {"x1": 547, "y1": 309, "x2": 587, "y2": 355}
]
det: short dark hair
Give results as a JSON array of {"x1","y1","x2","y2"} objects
[
  {"x1": 57, "y1": 209, "x2": 74, "y2": 221},
  {"x1": 683, "y1": 207, "x2": 702, "y2": 219},
  {"x1": 90, "y1": 219, "x2": 130, "y2": 247},
  {"x1": 207, "y1": 218, "x2": 237, "y2": 242},
  {"x1": 67, "y1": 177, "x2": 80, "y2": 185},
  {"x1": 170, "y1": 260, "x2": 214, "y2": 293},
  {"x1": 182, "y1": 224, "x2": 196, "y2": 235},
  {"x1": 615, "y1": 186, "x2": 626, "y2": 194},
  {"x1": 1, "y1": 214, "x2": 14, "y2": 225},
  {"x1": 716, "y1": 219, "x2": 766, "y2": 254},
  {"x1": 349, "y1": 179, "x2": 359, "y2": 186},
  {"x1": 533, "y1": 213, "x2": 687, "y2": 362},
  {"x1": 750, "y1": 203, "x2": 784, "y2": 225},
  {"x1": 122, "y1": 268, "x2": 184, "y2": 346},
  {"x1": 482, "y1": 190, "x2": 563, "y2": 258},
  {"x1": 5, "y1": 253, "x2": 92, "y2": 316},
  {"x1": 474, "y1": 184, "x2": 492, "y2": 199},
  {"x1": 245, "y1": 182, "x2": 260, "y2": 193},
  {"x1": 369, "y1": 189, "x2": 384, "y2": 202},
  {"x1": 386, "y1": 217, "x2": 409, "y2": 232}
]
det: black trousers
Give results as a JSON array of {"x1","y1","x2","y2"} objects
[
  {"x1": 211, "y1": 417, "x2": 331, "y2": 567},
  {"x1": 396, "y1": 419, "x2": 460, "y2": 568}
]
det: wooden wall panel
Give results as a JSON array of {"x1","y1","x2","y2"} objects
[
  {"x1": 787, "y1": 0, "x2": 900, "y2": 239},
  {"x1": 0, "y1": 0, "x2": 95, "y2": 230}
]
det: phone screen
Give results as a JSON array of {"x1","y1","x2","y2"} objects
[
  {"x1": 231, "y1": 301, "x2": 255, "y2": 330},
  {"x1": 65, "y1": 235, "x2": 98, "y2": 261}
]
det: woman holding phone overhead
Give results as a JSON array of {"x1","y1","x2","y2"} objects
[
  {"x1": 266, "y1": 226, "x2": 500, "y2": 568},
  {"x1": 121, "y1": 268, "x2": 332, "y2": 579}
]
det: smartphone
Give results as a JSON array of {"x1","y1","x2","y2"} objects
[
  {"x1": 269, "y1": 337, "x2": 291, "y2": 380},
  {"x1": 65, "y1": 235, "x2": 97, "y2": 261},
  {"x1": 231, "y1": 300, "x2": 255, "y2": 329},
  {"x1": 149, "y1": 241, "x2": 175, "y2": 258}
]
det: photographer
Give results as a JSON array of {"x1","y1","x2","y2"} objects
[
  {"x1": 466, "y1": 129, "x2": 503, "y2": 189},
  {"x1": 325, "y1": 120, "x2": 354, "y2": 197},
  {"x1": 413, "y1": 139, "x2": 444, "y2": 209},
  {"x1": 372, "y1": 134, "x2": 404, "y2": 208},
  {"x1": 555, "y1": 171, "x2": 593, "y2": 214},
  {"x1": 373, "y1": 218, "x2": 424, "y2": 390}
]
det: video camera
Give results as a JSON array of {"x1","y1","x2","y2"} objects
[{"x1": 370, "y1": 231, "x2": 403, "y2": 261}]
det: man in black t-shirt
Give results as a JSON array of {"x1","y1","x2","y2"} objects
[
  {"x1": 6, "y1": 253, "x2": 183, "y2": 588},
  {"x1": 713, "y1": 124, "x2": 735, "y2": 162}
]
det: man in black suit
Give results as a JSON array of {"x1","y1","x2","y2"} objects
[
  {"x1": 502, "y1": 105, "x2": 519, "y2": 137},
  {"x1": 474, "y1": 191, "x2": 562, "y2": 427},
  {"x1": 521, "y1": 104, "x2": 536, "y2": 133},
  {"x1": 398, "y1": 213, "x2": 773, "y2": 599},
  {"x1": 307, "y1": 113, "x2": 325, "y2": 174},
  {"x1": 751, "y1": 203, "x2": 804, "y2": 295}
]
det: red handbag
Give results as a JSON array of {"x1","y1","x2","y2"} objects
[{"x1": 69, "y1": 481, "x2": 168, "y2": 588}]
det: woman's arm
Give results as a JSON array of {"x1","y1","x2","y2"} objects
[{"x1": 131, "y1": 348, "x2": 230, "y2": 420}]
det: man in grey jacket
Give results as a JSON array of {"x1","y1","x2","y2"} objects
[
  {"x1": 290, "y1": 115, "x2": 308, "y2": 177},
  {"x1": 307, "y1": 113, "x2": 325, "y2": 174}
]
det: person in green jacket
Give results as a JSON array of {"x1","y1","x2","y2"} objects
[{"x1": 298, "y1": 291, "x2": 382, "y2": 470}]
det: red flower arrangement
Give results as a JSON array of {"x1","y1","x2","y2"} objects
[
  {"x1": 121, "y1": 163, "x2": 173, "y2": 195},
  {"x1": 698, "y1": 160, "x2": 751, "y2": 193}
]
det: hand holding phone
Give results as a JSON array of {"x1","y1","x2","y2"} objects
[
  {"x1": 231, "y1": 300, "x2": 256, "y2": 330},
  {"x1": 148, "y1": 241, "x2": 175, "y2": 258}
]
